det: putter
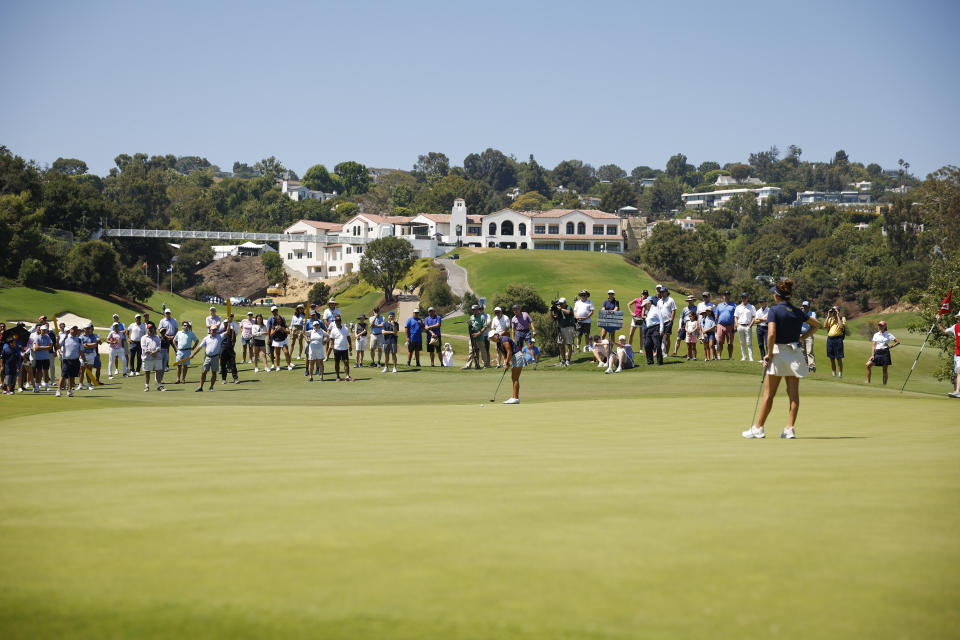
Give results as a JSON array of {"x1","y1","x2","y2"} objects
[
  {"x1": 490, "y1": 364, "x2": 510, "y2": 402},
  {"x1": 749, "y1": 363, "x2": 768, "y2": 428}
]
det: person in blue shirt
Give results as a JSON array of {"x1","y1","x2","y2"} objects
[
  {"x1": 80, "y1": 324, "x2": 101, "y2": 388},
  {"x1": 2, "y1": 334, "x2": 22, "y2": 394},
  {"x1": 56, "y1": 325, "x2": 83, "y2": 397},
  {"x1": 423, "y1": 307, "x2": 443, "y2": 366},
  {"x1": 521, "y1": 339, "x2": 540, "y2": 365},
  {"x1": 714, "y1": 291, "x2": 737, "y2": 360},
  {"x1": 404, "y1": 309, "x2": 425, "y2": 367},
  {"x1": 605, "y1": 334, "x2": 634, "y2": 373},
  {"x1": 369, "y1": 307, "x2": 385, "y2": 367},
  {"x1": 743, "y1": 279, "x2": 821, "y2": 440}
]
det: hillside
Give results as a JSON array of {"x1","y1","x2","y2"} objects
[
  {"x1": 181, "y1": 256, "x2": 268, "y2": 301},
  {"x1": 0, "y1": 288, "x2": 225, "y2": 327}
]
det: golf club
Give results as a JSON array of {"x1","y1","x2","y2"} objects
[
  {"x1": 490, "y1": 364, "x2": 510, "y2": 402},
  {"x1": 748, "y1": 363, "x2": 768, "y2": 428}
]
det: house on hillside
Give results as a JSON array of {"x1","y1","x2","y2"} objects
[
  {"x1": 715, "y1": 175, "x2": 763, "y2": 186},
  {"x1": 792, "y1": 191, "x2": 874, "y2": 207},
  {"x1": 279, "y1": 179, "x2": 336, "y2": 202},
  {"x1": 681, "y1": 187, "x2": 782, "y2": 209}
]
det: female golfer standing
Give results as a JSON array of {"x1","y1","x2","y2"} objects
[
  {"x1": 865, "y1": 320, "x2": 899, "y2": 385},
  {"x1": 491, "y1": 332, "x2": 525, "y2": 404},
  {"x1": 743, "y1": 279, "x2": 820, "y2": 439}
]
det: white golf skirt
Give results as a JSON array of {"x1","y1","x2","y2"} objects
[{"x1": 768, "y1": 343, "x2": 807, "y2": 378}]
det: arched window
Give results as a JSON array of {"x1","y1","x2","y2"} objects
[
  {"x1": 577, "y1": 222, "x2": 586, "y2": 235},
  {"x1": 566, "y1": 221, "x2": 575, "y2": 234},
  {"x1": 489, "y1": 222, "x2": 497, "y2": 235},
  {"x1": 518, "y1": 223, "x2": 526, "y2": 236},
  {"x1": 501, "y1": 220, "x2": 514, "y2": 236}
]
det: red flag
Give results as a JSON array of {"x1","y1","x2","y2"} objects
[{"x1": 939, "y1": 289, "x2": 952, "y2": 315}]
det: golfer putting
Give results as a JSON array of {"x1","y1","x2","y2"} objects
[
  {"x1": 743, "y1": 279, "x2": 820, "y2": 439},
  {"x1": 490, "y1": 332, "x2": 524, "y2": 404}
]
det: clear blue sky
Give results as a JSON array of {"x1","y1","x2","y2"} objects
[{"x1": 1, "y1": 0, "x2": 957, "y2": 178}]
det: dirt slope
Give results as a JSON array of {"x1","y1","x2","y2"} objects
[{"x1": 181, "y1": 256, "x2": 268, "y2": 300}]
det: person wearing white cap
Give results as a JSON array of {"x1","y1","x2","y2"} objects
[
  {"x1": 489, "y1": 306, "x2": 511, "y2": 367},
  {"x1": 106, "y1": 322, "x2": 127, "y2": 380},
  {"x1": 240, "y1": 311, "x2": 255, "y2": 363},
  {"x1": 267, "y1": 305, "x2": 292, "y2": 371},
  {"x1": 369, "y1": 307, "x2": 385, "y2": 367},
  {"x1": 553, "y1": 298, "x2": 576, "y2": 366},
  {"x1": 159, "y1": 309, "x2": 178, "y2": 373},
  {"x1": 112, "y1": 313, "x2": 129, "y2": 375},
  {"x1": 140, "y1": 323, "x2": 166, "y2": 392},
  {"x1": 441, "y1": 341, "x2": 455, "y2": 367},
  {"x1": 604, "y1": 334, "x2": 634, "y2": 373},
  {"x1": 322, "y1": 300, "x2": 341, "y2": 361},
  {"x1": 55, "y1": 325, "x2": 83, "y2": 397},
  {"x1": 600, "y1": 290, "x2": 620, "y2": 342},
  {"x1": 291, "y1": 304, "x2": 307, "y2": 361},
  {"x1": 734, "y1": 293, "x2": 757, "y2": 362},
  {"x1": 188, "y1": 324, "x2": 224, "y2": 392},
  {"x1": 173, "y1": 321, "x2": 199, "y2": 384},
  {"x1": 573, "y1": 290, "x2": 594, "y2": 352},
  {"x1": 127, "y1": 314, "x2": 145, "y2": 375},
  {"x1": 936, "y1": 309, "x2": 960, "y2": 397},
  {"x1": 423, "y1": 307, "x2": 442, "y2": 366}
]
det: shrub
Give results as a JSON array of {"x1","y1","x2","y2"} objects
[
  {"x1": 261, "y1": 252, "x2": 285, "y2": 284},
  {"x1": 489, "y1": 284, "x2": 548, "y2": 314},
  {"x1": 193, "y1": 284, "x2": 217, "y2": 300},
  {"x1": 64, "y1": 240, "x2": 121, "y2": 297},
  {"x1": 419, "y1": 278, "x2": 459, "y2": 315},
  {"x1": 17, "y1": 258, "x2": 46, "y2": 288},
  {"x1": 461, "y1": 291, "x2": 479, "y2": 311},
  {"x1": 308, "y1": 282, "x2": 331, "y2": 306},
  {"x1": 530, "y1": 311, "x2": 559, "y2": 357},
  {"x1": 118, "y1": 266, "x2": 154, "y2": 302}
]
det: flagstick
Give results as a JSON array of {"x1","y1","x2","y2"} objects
[{"x1": 900, "y1": 320, "x2": 937, "y2": 393}]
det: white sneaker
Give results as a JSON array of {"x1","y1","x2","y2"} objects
[
  {"x1": 597, "y1": 362, "x2": 604, "y2": 368},
  {"x1": 503, "y1": 397, "x2": 520, "y2": 404},
  {"x1": 87, "y1": 384, "x2": 93, "y2": 391},
  {"x1": 392, "y1": 367, "x2": 397, "y2": 373},
  {"x1": 781, "y1": 427, "x2": 796, "y2": 439},
  {"x1": 604, "y1": 368, "x2": 613, "y2": 374},
  {"x1": 55, "y1": 389, "x2": 61, "y2": 397},
  {"x1": 287, "y1": 364, "x2": 294, "y2": 371},
  {"x1": 615, "y1": 367, "x2": 622, "y2": 372},
  {"x1": 144, "y1": 386, "x2": 150, "y2": 392},
  {"x1": 742, "y1": 426, "x2": 765, "y2": 439},
  {"x1": 838, "y1": 373, "x2": 842, "y2": 378},
  {"x1": 832, "y1": 371, "x2": 836, "y2": 377},
  {"x1": 108, "y1": 376, "x2": 114, "y2": 380},
  {"x1": 67, "y1": 390, "x2": 73, "y2": 397},
  {"x1": 382, "y1": 367, "x2": 388, "y2": 373},
  {"x1": 254, "y1": 367, "x2": 259, "y2": 373},
  {"x1": 42, "y1": 382, "x2": 48, "y2": 390},
  {"x1": 741, "y1": 357, "x2": 746, "y2": 361}
]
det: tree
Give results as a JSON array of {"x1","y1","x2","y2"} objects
[
  {"x1": 519, "y1": 155, "x2": 551, "y2": 198},
  {"x1": 232, "y1": 162, "x2": 258, "y2": 178},
  {"x1": 303, "y1": 164, "x2": 337, "y2": 192},
  {"x1": 596, "y1": 164, "x2": 626, "y2": 182},
  {"x1": 832, "y1": 149, "x2": 849, "y2": 169},
  {"x1": 698, "y1": 161, "x2": 720, "y2": 174},
  {"x1": 358, "y1": 236, "x2": 417, "y2": 303},
  {"x1": 512, "y1": 191, "x2": 547, "y2": 211},
  {"x1": 64, "y1": 240, "x2": 121, "y2": 297},
  {"x1": 414, "y1": 174, "x2": 490, "y2": 216},
  {"x1": 261, "y1": 251, "x2": 285, "y2": 284},
  {"x1": 0, "y1": 145, "x2": 43, "y2": 202},
  {"x1": 551, "y1": 159, "x2": 596, "y2": 193},
  {"x1": 412, "y1": 152, "x2": 450, "y2": 184},
  {"x1": 253, "y1": 156, "x2": 287, "y2": 181},
  {"x1": 464, "y1": 148, "x2": 517, "y2": 191},
  {"x1": 489, "y1": 284, "x2": 548, "y2": 315},
  {"x1": 173, "y1": 156, "x2": 211, "y2": 175},
  {"x1": 599, "y1": 178, "x2": 637, "y2": 212},
  {"x1": 665, "y1": 153, "x2": 690, "y2": 179},
  {"x1": 175, "y1": 239, "x2": 214, "y2": 284},
  {"x1": 729, "y1": 163, "x2": 751, "y2": 182},
  {"x1": 642, "y1": 177, "x2": 683, "y2": 215},
  {"x1": 0, "y1": 192, "x2": 51, "y2": 278},
  {"x1": 50, "y1": 157, "x2": 88, "y2": 176},
  {"x1": 308, "y1": 281, "x2": 331, "y2": 306},
  {"x1": 18, "y1": 258, "x2": 45, "y2": 287},
  {"x1": 334, "y1": 161, "x2": 371, "y2": 195},
  {"x1": 118, "y1": 265, "x2": 153, "y2": 302}
]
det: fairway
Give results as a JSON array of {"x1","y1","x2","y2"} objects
[{"x1": 1, "y1": 357, "x2": 957, "y2": 639}]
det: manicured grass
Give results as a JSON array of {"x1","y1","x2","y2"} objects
[
  {"x1": 0, "y1": 287, "x2": 220, "y2": 327},
  {"x1": 0, "y1": 353, "x2": 957, "y2": 639},
  {"x1": 456, "y1": 248, "x2": 661, "y2": 302}
]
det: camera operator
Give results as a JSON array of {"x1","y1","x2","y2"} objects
[{"x1": 551, "y1": 297, "x2": 576, "y2": 366}]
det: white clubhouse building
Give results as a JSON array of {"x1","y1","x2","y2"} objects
[{"x1": 278, "y1": 199, "x2": 626, "y2": 281}]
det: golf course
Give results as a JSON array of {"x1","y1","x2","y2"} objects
[{"x1": 1, "y1": 251, "x2": 957, "y2": 639}]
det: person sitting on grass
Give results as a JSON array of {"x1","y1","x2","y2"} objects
[
  {"x1": 865, "y1": 320, "x2": 899, "y2": 386},
  {"x1": 491, "y1": 332, "x2": 524, "y2": 405},
  {"x1": 605, "y1": 335, "x2": 634, "y2": 373},
  {"x1": 522, "y1": 338, "x2": 540, "y2": 365},
  {"x1": 591, "y1": 334, "x2": 609, "y2": 368},
  {"x1": 189, "y1": 324, "x2": 224, "y2": 392},
  {"x1": 328, "y1": 316, "x2": 354, "y2": 382}
]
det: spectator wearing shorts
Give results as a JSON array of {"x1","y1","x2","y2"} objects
[
  {"x1": 423, "y1": 307, "x2": 442, "y2": 366},
  {"x1": 190, "y1": 325, "x2": 224, "y2": 392},
  {"x1": 306, "y1": 319, "x2": 327, "y2": 381},
  {"x1": 174, "y1": 322, "x2": 198, "y2": 383},
  {"x1": 354, "y1": 314, "x2": 368, "y2": 367},
  {"x1": 140, "y1": 324, "x2": 165, "y2": 392},
  {"x1": 322, "y1": 300, "x2": 342, "y2": 361},
  {"x1": 823, "y1": 307, "x2": 847, "y2": 378},
  {"x1": 56, "y1": 325, "x2": 83, "y2": 397},
  {"x1": 30, "y1": 324, "x2": 54, "y2": 391},
  {"x1": 700, "y1": 308, "x2": 717, "y2": 361},
  {"x1": 80, "y1": 323, "x2": 101, "y2": 388},
  {"x1": 369, "y1": 308, "x2": 385, "y2": 367},
  {"x1": 684, "y1": 310, "x2": 700, "y2": 360},
  {"x1": 489, "y1": 306, "x2": 512, "y2": 367},
  {"x1": 381, "y1": 311, "x2": 399, "y2": 373},
  {"x1": 605, "y1": 334, "x2": 634, "y2": 373},
  {"x1": 106, "y1": 323, "x2": 127, "y2": 379},
  {"x1": 936, "y1": 310, "x2": 960, "y2": 398},
  {"x1": 240, "y1": 311, "x2": 255, "y2": 363},
  {"x1": 714, "y1": 291, "x2": 736, "y2": 360},
  {"x1": 267, "y1": 305, "x2": 292, "y2": 371},
  {"x1": 290, "y1": 305, "x2": 307, "y2": 360},
  {"x1": 328, "y1": 316, "x2": 353, "y2": 381},
  {"x1": 405, "y1": 309, "x2": 425, "y2": 367},
  {"x1": 442, "y1": 342, "x2": 455, "y2": 367},
  {"x1": 251, "y1": 314, "x2": 269, "y2": 372},
  {"x1": 628, "y1": 290, "x2": 648, "y2": 350},
  {"x1": 573, "y1": 290, "x2": 594, "y2": 352}
]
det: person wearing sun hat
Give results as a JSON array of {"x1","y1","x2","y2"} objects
[
  {"x1": 574, "y1": 289, "x2": 594, "y2": 353},
  {"x1": 354, "y1": 313, "x2": 368, "y2": 368},
  {"x1": 423, "y1": 306, "x2": 443, "y2": 366},
  {"x1": 936, "y1": 309, "x2": 960, "y2": 397}
]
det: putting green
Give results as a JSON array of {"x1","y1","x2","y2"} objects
[{"x1": 1, "y1": 356, "x2": 957, "y2": 639}]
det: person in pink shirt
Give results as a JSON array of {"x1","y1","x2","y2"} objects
[
  {"x1": 627, "y1": 289, "x2": 648, "y2": 352},
  {"x1": 239, "y1": 311, "x2": 255, "y2": 363}
]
